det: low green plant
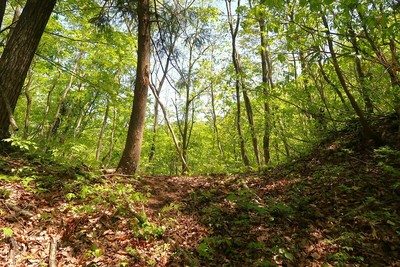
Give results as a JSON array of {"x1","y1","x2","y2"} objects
[
  {"x1": 132, "y1": 221, "x2": 165, "y2": 240},
  {"x1": 374, "y1": 146, "x2": 400, "y2": 177},
  {"x1": 1, "y1": 227, "x2": 13, "y2": 237},
  {"x1": 3, "y1": 137, "x2": 38, "y2": 152},
  {"x1": 197, "y1": 239, "x2": 215, "y2": 260},
  {"x1": 85, "y1": 244, "x2": 103, "y2": 259},
  {"x1": 328, "y1": 251, "x2": 350, "y2": 262},
  {"x1": 271, "y1": 246, "x2": 294, "y2": 261},
  {"x1": 0, "y1": 188, "x2": 10, "y2": 198},
  {"x1": 40, "y1": 212, "x2": 53, "y2": 221},
  {"x1": 125, "y1": 246, "x2": 139, "y2": 259},
  {"x1": 268, "y1": 202, "x2": 295, "y2": 219}
]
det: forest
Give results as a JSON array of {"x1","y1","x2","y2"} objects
[{"x1": 0, "y1": 0, "x2": 399, "y2": 266}]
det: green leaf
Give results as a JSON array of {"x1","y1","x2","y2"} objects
[
  {"x1": 387, "y1": 220, "x2": 396, "y2": 226},
  {"x1": 284, "y1": 251, "x2": 294, "y2": 260},
  {"x1": 277, "y1": 53, "x2": 286, "y2": 63},
  {"x1": 2, "y1": 228, "x2": 13, "y2": 237}
]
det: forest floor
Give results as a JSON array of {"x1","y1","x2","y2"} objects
[{"x1": 1, "y1": 118, "x2": 400, "y2": 266}]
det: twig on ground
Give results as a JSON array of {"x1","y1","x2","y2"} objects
[
  {"x1": 49, "y1": 236, "x2": 57, "y2": 267},
  {"x1": 7, "y1": 236, "x2": 19, "y2": 267},
  {"x1": 3, "y1": 201, "x2": 34, "y2": 218}
]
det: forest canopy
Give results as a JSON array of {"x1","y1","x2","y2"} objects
[{"x1": 0, "y1": 0, "x2": 399, "y2": 175}]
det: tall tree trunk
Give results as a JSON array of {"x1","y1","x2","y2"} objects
[
  {"x1": 150, "y1": 83, "x2": 189, "y2": 172},
  {"x1": 96, "y1": 100, "x2": 109, "y2": 161},
  {"x1": 41, "y1": 73, "x2": 60, "y2": 136},
  {"x1": 258, "y1": 17, "x2": 272, "y2": 165},
  {"x1": 149, "y1": 31, "x2": 177, "y2": 166},
  {"x1": 242, "y1": 89, "x2": 260, "y2": 167},
  {"x1": 317, "y1": 60, "x2": 349, "y2": 111},
  {"x1": 225, "y1": 0, "x2": 250, "y2": 167},
  {"x1": 348, "y1": 26, "x2": 374, "y2": 114},
  {"x1": 102, "y1": 107, "x2": 116, "y2": 167},
  {"x1": 181, "y1": 84, "x2": 194, "y2": 174},
  {"x1": 0, "y1": 5, "x2": 22, "y2": 136},
  {"x1": 46, "y1": 53, "x2": 82, "y2": 145},
  {"x1": 7, "y1": 6, "x2": 21, "y2": 43},
  {"x1": 148, "y1": 94, "x2": 159, "y2": 163},
  {"x1": 0, "y1": 0, "x2": 56, "y2": 141},
  {"x1": 278, "y1": 118, "x2": 290, "y2": 157},
  {"x1": 322, "y1": 15, "x2": 382, "y2": 145},
  {"x1": 23, "y1": 68, "x2": 34, "y2": 139},
  {"x1": 73, "y1": 101, "x2": 88, "y2": 138},
  {"x1": 307, "y1": 66, "x2": 336, "y2": 130},
  {"x1": 23, "y1": 87, "x2": 32, "y2": 139},
  {"x1": 117, "y1": 0, "x2": 151, "y2": 175}
]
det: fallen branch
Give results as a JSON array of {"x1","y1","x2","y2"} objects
[
  {"x1": 49, "y1": 236, "x2": 57, "y2": 267},
  {"x1": 3, "y1": 201, "x2": 34, "y2": 218}
]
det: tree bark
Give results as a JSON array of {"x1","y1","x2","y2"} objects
[
  {"x1": 102, "y1": 107, "x2": 116, "y2": 167},
  {"x1": 0, "y1": 0, "x2": 56, "y2": 141},
  {"x1": 258, "y1": 17, "x2": 272, "y2": 165},
  {"x1": 23, "y1": 68, "x2": 34, "y2": 139},
  {"x1": 40, "y1": 73, "x2": 59, "y2": 136},
  {"x1": 148, "y1": 92, "x2": 159, "y2": 163},
  {"x1": 225, "y1": 0, "x2": 250, "y2": 167},
  {"x1": 117, "y1": 0, "x2": 151, "y2": 175},
  {"x1": 96, "y1": 100, "x2": 109, "y2": 161},
  {"x1": 7, "y1": 6, "x2": 21, "y2": 43}
]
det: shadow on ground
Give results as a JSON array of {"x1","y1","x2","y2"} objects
[{"x1": 170, "y1": 139, "x2": 400, "y2": 266}]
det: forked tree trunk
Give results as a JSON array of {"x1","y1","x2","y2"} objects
[
  {"x1": 46, "y1": 52, "x2": 82, "y2": 145},
  {"x1": 225, "y1": 0, "x2": 250, "y2": 167},
  {"x1": 0, "y1": 0, "x2": 56, "y2": 141},
  {"x1": 322, "y1": 15, "x2": 382, "y2": 145},
  {"x1": 348, "y1": 26, "x2": 374, "y2": 114},
  {"x1": 150, "y1": 83, "x2": 189, "y2": 172},
  {"x1": 117, "y1": 0, "x2": 151, "y2": 175},
  {"x1": 258, "y1": 16, "x2": 272, "y2": 164},
  {"x1": 149, "y1": 30, "x2": 177, "y2": 166}
]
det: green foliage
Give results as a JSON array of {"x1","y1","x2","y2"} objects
[
  {"x1": 271, "y1": 246, "x2": 294, "y2": 261},
  {"x1": 132, "y1": 221, "x2": 165, "y2": 240},
  {"x1": 1, "y1": 227, "x2": 13, "y2": 237},
  {"x1": 197, "y1": 239, "x2": 215, "y2": 260},
  {"x1": 374, "y1": 146, "x2": 400, "y2": 177},
  {"x1": 5, "y1": 0, "x2": 400, "y2": 176},
  {"x1": 0, "y1": 188, "x2": 10, "y2": 198},
  {"x1": 3, "y1": 137, "x2": 38, "y2": 152}
]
